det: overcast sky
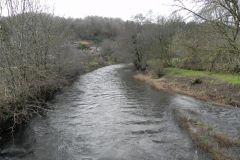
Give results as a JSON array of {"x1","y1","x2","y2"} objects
[{"x1": 44, "y1": 0, "x2": 176, "y2": 20}]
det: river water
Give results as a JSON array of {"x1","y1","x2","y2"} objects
[{"x1": 1, "y1": 64, "x2": 240, "y2": 160}]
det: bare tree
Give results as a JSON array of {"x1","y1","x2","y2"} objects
[
  {"x1": 175, "y1": 0, "x2": 240, "y2": 72},
  {"x1": 0, "y1": 0, "x2": 87, "y2": 131}
]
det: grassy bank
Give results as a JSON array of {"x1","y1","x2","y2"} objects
[
  {"x1": 82, "y1": 57, "x2": 114, "y2": 73},
  {"x1": 164, "y1": 68, "x2": 240, "y2": 85},
  {"x1": 134, "y1": 67, "x2": 240, "y2": 107}
]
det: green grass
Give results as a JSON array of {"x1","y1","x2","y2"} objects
[
  {"x1": 164, "y1": 67, "x2": 240, "y2": 85},
  {"x1": 84, "y1": 60, "x2": 100, "y2": 72}
]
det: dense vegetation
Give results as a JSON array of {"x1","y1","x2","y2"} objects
[
  {"x1": 111, "y1": 0, "x2": 240, "y2": 75},
  {"x1": 74, "y1": 0, "x2": 240, "y2": 77},
  {"x1": 63, "y1": 11, "x2": 240, "y2": 75},
  {"x1": 0, "y1": 0, "x2": 123, "y2": 133},
  {"x1": 0, "y1": 1, "x2": 71, "y2": 130}
]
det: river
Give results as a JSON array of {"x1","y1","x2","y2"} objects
[{"x1": 1, "y1": 64, "x2": 240, "y2": 160}]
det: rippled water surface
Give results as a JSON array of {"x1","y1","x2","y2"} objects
[{"x1": 1, "y1": 64, "x2": 240, "y2": 160}]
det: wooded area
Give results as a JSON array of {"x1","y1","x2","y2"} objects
[
  {"x1": 0, "y1": 0, "x2": 122, "y2": 131},
  {"x1": 73, "y1": 0, "x2": 240, "y2": 75},
  {"x1": 115, "y1": 0, "x2": 240, "y2": 75}
]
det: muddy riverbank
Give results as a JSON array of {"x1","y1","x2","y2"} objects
[
  {"x1": 134, "y1": 72, "x2": 240, "y2": 160},
  {"x1": 134, "y1": 73, "x2": 240, "y2": 107}
]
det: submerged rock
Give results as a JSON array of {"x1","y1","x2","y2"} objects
[{"x1": 191, "y1": 78, "x2": 202, "y2": 85}]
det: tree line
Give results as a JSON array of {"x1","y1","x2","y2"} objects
[
  {"x1": 112, "y1": 0, "x2": 240, "y2": 75},
  {"x1": 73, "y1": 0, "x2": 240, "y2": 75}
]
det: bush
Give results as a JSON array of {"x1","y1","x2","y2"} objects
[
  {"x1": 148, "y1": 59, "x2": 166, "y2": 78},
  {"x1": 77, "y1": 43, "x2": 90, "y2": 50}
]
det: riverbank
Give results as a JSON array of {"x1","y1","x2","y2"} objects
[
  {"x1": 174, "y1": 108, "x2": 240, "y2": 160},
  {"x1": 0, "y1": 55, "x2": 110, "y2": 144},
  {"x1": 134, "y1": 70, "x2": 240, "y2": 107},
  {"x1": 134, "y1": 69, "x2": 240, "y2": 160}
]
